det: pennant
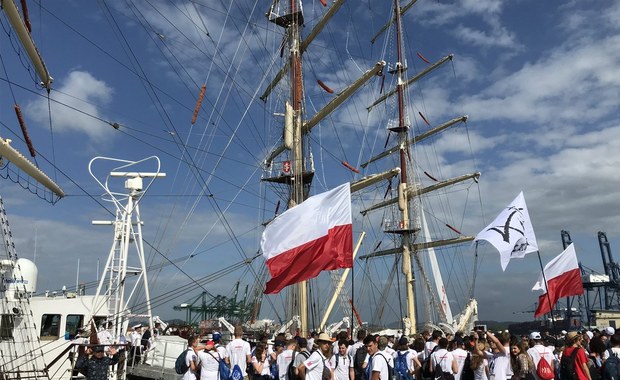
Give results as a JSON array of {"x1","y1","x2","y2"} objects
[
  {"x1": 532, "y1": 243, "x2": 583, "y2": 317},
  {"x1": 474, "y1": 192, "x2": 538, "y2": 270},
  {"x1": 261, "y1": 183, "x2": 353, "y2": 294}
]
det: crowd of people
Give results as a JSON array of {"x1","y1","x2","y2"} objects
[{"x1": 180, "y1": 325, "x2": 620, "y2": 380}]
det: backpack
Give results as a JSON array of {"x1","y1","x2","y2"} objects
[
  {"x1": 432, "y1": 352, "x2": 454, "y2": 380},
  {"x1": 231, "y1": 364, "x2": 243, "y2": 380},
  {"x1": 288, "y1": 351, "x2": 310, "y2": 380},
  {"x1": 536, "y1": 354, "x2": 555, "y2": 380},
  {"x1": 603, "y1": 349, "x2": 620, "y2": 380},
  {"x1": 208, "y1": 351, "x2": 231, "y2": 380},
  {"x1": 421, "y1": 346, "x2": 440, "y2": 379},
  {"x1": 175, "y1": 349, "x2": 191, "y2": 375},
  {"x1": 461, "y1": 353, "x2": 475, "y2": 380},
  {"x1": 559, "y1": 348, "x2": 579, "y2": 380},
  {"x1": 354, "y1": 345, "x2": 369, "y2": 380},
  {"x1": 395, "y1": 351, "x2": 413, "y2": 380},
  {"x1": 433, "y1": 362, "x2": 455, "y2": 380},
  {"x1": 288, "y1": 352, "x2": 299, "y2": 380}
]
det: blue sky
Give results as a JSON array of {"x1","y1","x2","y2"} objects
[{"x1": 0, "y1": 0, "x2": 619, "y2": 326}]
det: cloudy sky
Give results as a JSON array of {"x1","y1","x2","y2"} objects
[{"x1": 0, "y1": 0, "x2": 619, "y2": 328}]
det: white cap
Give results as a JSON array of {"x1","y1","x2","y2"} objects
[
  {"x1": 586, "y1": 331, "x2": 594, "y2": 339},
  {"x1": 529, "y1": 332, "x2": 542, "y2": 340},
  {"x1": 604, "y1": 326, "x2": 615, "y2": 335},
  {"x1": 132, "y1": 324, "x2": 142, "y2": 329}
]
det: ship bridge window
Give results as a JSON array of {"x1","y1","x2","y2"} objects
[
  {"x1": 66, "y1": 314, "x2": 84, "y2": 340},
  {"x1": 40, "y1": 314, "x2": 61, "y2": 340},
  {"x1": 0, "y1": 314, "x2": 15, "y2": 340}
]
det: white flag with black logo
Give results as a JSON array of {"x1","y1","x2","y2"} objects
[{"x1": 475, "y1": 192, "x2": 538, "y2": 271}]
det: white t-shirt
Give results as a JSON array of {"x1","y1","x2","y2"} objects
[
  {"x1": 490, "y1": 345, "x2": 512, "y2": 380},
  {"x1": 215, "y1": 344, "x2": 228, "y2": 360},
  {"x1": 303, "y1": 350, "x2": 327, "y2": 380},
  {"x1": 330, "y1": 353, "x2": 349, "y2": 380},
  {"x1": 130, "y1": 331, "x2": 142, "y2": 346},
  {"x1": 474, "y1": 358, "x2": 489, "y2": 380},
  {"x1": 252, "y1": 355, "x2": 271, "y2": 376},
  {"x1": 227, "y1": 338, "x2": 252, "y2": 376},
  {"x1": 307, "y1": 338, "x2": 316, "y2": 352},
  {"x1": 452, "y1": 348, "x2": 469, "y2": 380},
  {"x1": 197, "y1": 350, "x2": 221, "y2": 380},
  {"x1": 603, "y1": 347, "x2": 620, "y2": 360},
  {"x1": 431, "y1": 348, "x2": 455, "y2": 374},
  {"x1": 183, "y1": 349, "x2": 198, "y2": 380},
  {"x1": 423, "y1": 341, "x2": 438, "y2": 360},
  {"x1": 370, "y1": 352, "x2": 393, "y2": 380},
  {"x1": 277, "y1": 349, "x2": 295, "y2": 380}
]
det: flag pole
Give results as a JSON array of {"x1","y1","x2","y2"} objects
[{"x1": 536, "y1": 250, "x2": 557, "y2": 334}]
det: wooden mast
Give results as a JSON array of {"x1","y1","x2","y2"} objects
[
  {"x1": 288, "y1": 0, "x2": 309, "y2": 337},
  {"x1": 393, "y1": 0, "x2": 417, "y2": 332}
]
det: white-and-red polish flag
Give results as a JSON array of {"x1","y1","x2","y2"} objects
[
  {"x1": 261, "y1": 183, "x2": 353, "y2": 294},
  {"x1": 532, "y1": 243, "x2": 583, "y2": 317}
]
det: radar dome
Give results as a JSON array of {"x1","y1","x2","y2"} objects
[{"x1": 6, "y1": 258, "x2": 38, "y2": 293}]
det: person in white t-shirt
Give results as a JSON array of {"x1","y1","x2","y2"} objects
[
  {"x1": 423, "y1": 330, "x2": 443, "y2": 360},
  {"x1": 451, "y1": 337, "x2": 470, "y2": 380},
  {"x1": 486, "y1": 331, "x2": 512, "y2": 380},
  {"x1": 430, "y1": 338, "x2": 458, "y2": 377},
  {"x1": 183, "y1": 336, "x2": 200, "y2": 380},
  {"x1": 227, "y1": 325, "x2": 252, "y2": 379},
  {"x1": 299, "y1": 332, "x2": 333, "y2": 380},
  {"x1": 213, "y1": 332, "x2": 229, "y2": 365},
  {"x1": 198, "y1": 340, "x2": 223, "y2": 380},
  {"x1": 277, "y1": 339, "x2": 298, "y2": 380},
  {"x1": 308, "y1": 332, "x2": 319, "y2": 352},
  {"x1": 252, "y1": 344, "x2": 273, "y2": 380},
  {"x1": 366, "y1": 334, "x2": 393, "y2": 380},
  {"x1": 392, "y1": 336, "x2": 420, "y2": 380},
  {"x1": 349, "y1": 329, "x2": 367, "y2": 380},
  {"x1": 330, "y1": 339, "x2": 350, "y2": 380},
  {"x1": 526, "y1": 332, "x2": 556, "y2": 380}
]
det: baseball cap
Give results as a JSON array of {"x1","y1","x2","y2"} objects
[
  {"x1": 94, "y1": 345, "x2": 105, "y2": 353},
  {"x1": 529, "y1": 332, "x2": 542, "y2": 340},
  {"x1": 212, "y1": 332, "x2": 221, "y2": 342}
]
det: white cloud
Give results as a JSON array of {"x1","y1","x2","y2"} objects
[
  {"x1": 454, "y1": 24, "x2": 519, "y2": 49},
  {"x1": 27, "y1": 70, "x2": 113, "y2": 139}
]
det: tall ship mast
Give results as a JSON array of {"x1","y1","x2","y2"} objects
[
  {"x1": 262, "y1": 0, "x2": 386, "y2": 336},
  {"x1": 358, "y1": 0, "x2": 480, "y2": 333}
]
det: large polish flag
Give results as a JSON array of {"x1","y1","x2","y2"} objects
[
  {"x1": 261, "y1": 183, "x2": 353, "y2": 294},
  {"x1": 474, "y1": 192, "x2": 538, "y2": 271},
  {"x1": 532, "y1": 243, "x2": 583, "y2": 317}
]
